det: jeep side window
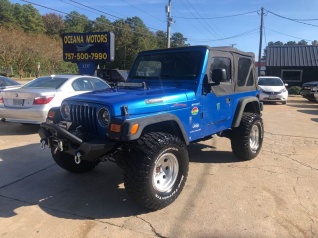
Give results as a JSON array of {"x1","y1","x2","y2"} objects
[
  {"x1": 210, "y1": 57, "x2": 231, "y2": 82},
  {"x1": 238, "y1": 58, "x2": 254, "y2": 86}
]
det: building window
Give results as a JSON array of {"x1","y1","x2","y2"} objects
[{"x1": 281, "y1": 70, "x2": 303, "y2": 82}]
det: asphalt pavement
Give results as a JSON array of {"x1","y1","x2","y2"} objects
[{"x1": 0, "y1": 96, "x2": 317, "y2": 238}]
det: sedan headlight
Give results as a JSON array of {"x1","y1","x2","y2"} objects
[
  {"x1": 281, "y1": 88, "x2": 287, "y2": 93},
  {"x1": 61, "y1": 102, "x2": 71, "y2": 120},
  {"x1": 98, "y1": 108, "x2": 110, "y2": 127}
]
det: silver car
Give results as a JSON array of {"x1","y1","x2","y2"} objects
[
  {"x1": 0, "y1": 74, "x2": 110, "y2": 124},
  {"x1": 0, "y1": 76, "x2": 21, "y2": 91}
]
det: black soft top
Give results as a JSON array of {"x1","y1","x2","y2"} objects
[{"x1": 138, "y1": 45, "x2": 254, "y2": 59}]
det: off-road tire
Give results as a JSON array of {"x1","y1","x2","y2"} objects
[
  {"x1": 231, "y1": 113, "x2": 264, "y2": 160},
  {"x1": 123, "y1": 132, "x2": 189, "y2": 211},
  {"x1": 52, "y1": 149, "x2": 99, "y2": 173}
]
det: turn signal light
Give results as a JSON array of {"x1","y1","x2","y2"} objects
[
  {"x1": 0, "y1": 96, "x2": 3, "y2": 103},
  {"x1": 47, "y1": 110, "x2": 56, "y2": 119},
  {"x1": 130, "y1": 124, "x2": 139, "y2": 135},
  {"x1": 110, "y1": 124, "x2": 121, "y2": 133}
]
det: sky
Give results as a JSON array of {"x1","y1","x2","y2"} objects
[{"x1": 9, "y1": 0, "x2": 318, "y2": 60}]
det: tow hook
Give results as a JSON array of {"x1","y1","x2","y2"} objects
[
  {"x1": 40, "y1": 139, "x2": 46, "y2": 150},
  {"x1": 74, "y1": 151, "x2": 82, "y2": 164}
]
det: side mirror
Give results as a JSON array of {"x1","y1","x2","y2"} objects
[
  {"x1": 285, "y1": 83, "x2": 288, "y2": 87},
  {"x1": 211, "y1": 68, "x2": 227, "y2": 84}
]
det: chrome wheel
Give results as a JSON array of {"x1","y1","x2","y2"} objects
[
  {"x1": 250, "y1": 124, "x2": 260, "y2": 153},
  {"x1": 152, "y1": 152, "x2": 179, "y2": 192}
]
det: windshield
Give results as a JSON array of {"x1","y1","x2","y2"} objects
[
  {"x1": 258, "y1": 77, "x2": 284, "y2": 86},
  {"x1": 0, "y1": 76, "x2": 20, "y2": 86},
  {"x1": 23, "y1": 76, "x2": 68, "y2": 89},
  {"x1": 129, "y1": 50, "x2": 203, "y2": 80}
]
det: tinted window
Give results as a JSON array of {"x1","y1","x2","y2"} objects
[
  {"x1": 210, "y1": 57, "x2": 231, "y2": 82},
  {"x1": 23, "y1": 76, "x2": 68, "y2": 89},
  {"x1": 72, "y1": 78, "x2": 95, "y2": 91},
  {"x1": 258, "y1": 78, "x2": 283, "y2": 86},
  {"x1": 90, "y1": 78, "x2": 110, "y2": 90},
  {"x1": 238, "y1": 58, "x2": 253, "y2": 86},
  {"x1": 130, "y1": 50, "x2": 203, "y2": 80},
  {"x1": 0, "y1": 77, "x2": 20, "y2": 86}
]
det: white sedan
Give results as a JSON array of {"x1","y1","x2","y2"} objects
[
  {"x1": 0, "y1": 74, "x2": 110, "y2": 124},
  {"x1": 257, "y1": 76, "x2": 288, "y2": 104}
]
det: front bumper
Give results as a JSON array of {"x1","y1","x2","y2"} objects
[
  {"x1": 259, "y1": 91, "x2": 288, "y2": 102},
  {"x1": 39, "y1": 122, "x2": 116, "y2": 162},
  {"x1": 300, "y1": 89, "x2": 316, "y2": 100}
]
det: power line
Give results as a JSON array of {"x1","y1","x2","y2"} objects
[
  {"x1": 187, "y1": 27, "x2": 259, "y2": 42},
  {"x1": 120, "y1": 0, "x2": 164, "y2": 23},
  {"x1": 191, "y1": 0, "x2": 230, "y2": 44},
  {"x1": 174, "y1": 10, "x2": 258, "y2": 19},
  {"x1": 266, "y1": 9, "x2": 318, "y2": 28},
  {"x1": 265, "y1": 27, "x2": 314, "y2": 42},
  {"x1": 68, "y1": 0, "x2": 162, "y2": 32},
  {"x1": 20, "y1": 0, "x2": 167, "y2": 40}
]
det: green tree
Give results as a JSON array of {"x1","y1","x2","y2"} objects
[
  {"x1": 285, "y1": 41, "x2": 297, "y2": 45},
  {"x1": 42, "y1": 13, "x2": 65, "y2": 37},
  {"x1": 268, "y1": 41, "x2": 284, "y2": 46},
  {"x1": 92, "y1": 15, "x2": 113, "y2": 32},
  {"x1": 64, "y1": 11, "x2": 90, "y2": 33},
  {"x1": 13, "y1": 4, "x2": 45, "y2": 33},
  {"x1": 0, "y1": 0, "x2": 15, "y2": 27},
  {"x1": 297, "y1": 40, "x2": 308, "y2": 45},
  {"x1": 170, "y1": 32, "x2": 189, "y2": 47},
  {"x1": 155, "y1": 30, "x2": 167, "y2": 49},
  {"x1": 312, "y1": 40, "x2": 318, "y2": 45}
]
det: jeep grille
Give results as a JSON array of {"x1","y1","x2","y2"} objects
[{"x1": 70, "y1": 104, "x2": 98, "y2": 134}]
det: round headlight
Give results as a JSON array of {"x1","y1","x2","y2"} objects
[
  {"x1": 98, "y1": 108, "x2": 110, "y2": 127},
  {"x1": 61, "y1": 102, "x2": 70, "y2": 120}
]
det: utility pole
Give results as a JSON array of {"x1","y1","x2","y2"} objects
[
  {"x1": 258, "y1": 7, "x2": 264, "y2": 76},
  {"x1": 166, "y1": 0, "x2": 172, "y2": 48}
]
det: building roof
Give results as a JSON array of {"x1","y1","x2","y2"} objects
[{"x1": 266, "y1": 45, "x2": 318, "y2": 67}]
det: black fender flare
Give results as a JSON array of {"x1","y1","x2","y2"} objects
[
  {"x1": 232, "y1": 97, "x2": 262, "y2": 128},
  {"x1": 110, "y1": 113, "x2": 189, "y2": 144}
]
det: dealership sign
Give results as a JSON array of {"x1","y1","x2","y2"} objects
[{"x1": 62, "y1": 32, "x2": 115, "y2": 63}]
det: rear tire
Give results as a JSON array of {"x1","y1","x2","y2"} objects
[
  {"x1": 52, "y1": 149, "x2": 99, "y2": 173},
  {"x1": 231, "y1": 113, "x2": 264, "y2": 160},
  {"x1": 123, "y1": 132, "x2": 189, "y2": 211}
]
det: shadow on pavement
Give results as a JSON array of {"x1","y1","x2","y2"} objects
[
  {"x1": 297, "y1": 109, "x2": 318, "y2": 116},
  {"x1": 0, "y1": 143, "x2": 147, "y2": 220},
  {"x1": 188, "y1": 142, "x2": 239, "y2": 163},
  {"x1": 0, "y1": 122, "x2": 40, "y2": 136},
  {"x1": 0, "y1": 140, "x2": 240, "y2": 220}
]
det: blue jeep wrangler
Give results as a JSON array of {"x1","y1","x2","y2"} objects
[{"x1": 39, "y1": 46, "x2": 263, "y2": 210}]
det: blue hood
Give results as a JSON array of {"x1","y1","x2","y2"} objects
[{"x1": 65, "y1": 86, "x2": 195, "y2": 116}]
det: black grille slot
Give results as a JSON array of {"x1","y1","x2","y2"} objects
[{"x1": 70, "y1": 104, "x2": 98, "y2": 134}]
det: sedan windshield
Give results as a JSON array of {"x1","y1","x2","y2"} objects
[
  {"x1": 23, "y1": 76, "x2": 68, "y2": 89},
  {"x1": 258, "y1": 78, "x2": 284, "y2": 86},
  {"x1": 0, "y1": 76, "x2": 20, "y2": 86}
]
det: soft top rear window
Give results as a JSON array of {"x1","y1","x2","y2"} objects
[
  {"x1": 129, "y1": 50, "x2": 203, "y2": 80},
  {"x1": 23, "y1": 76, "x2": 68, "y2": 89}
]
